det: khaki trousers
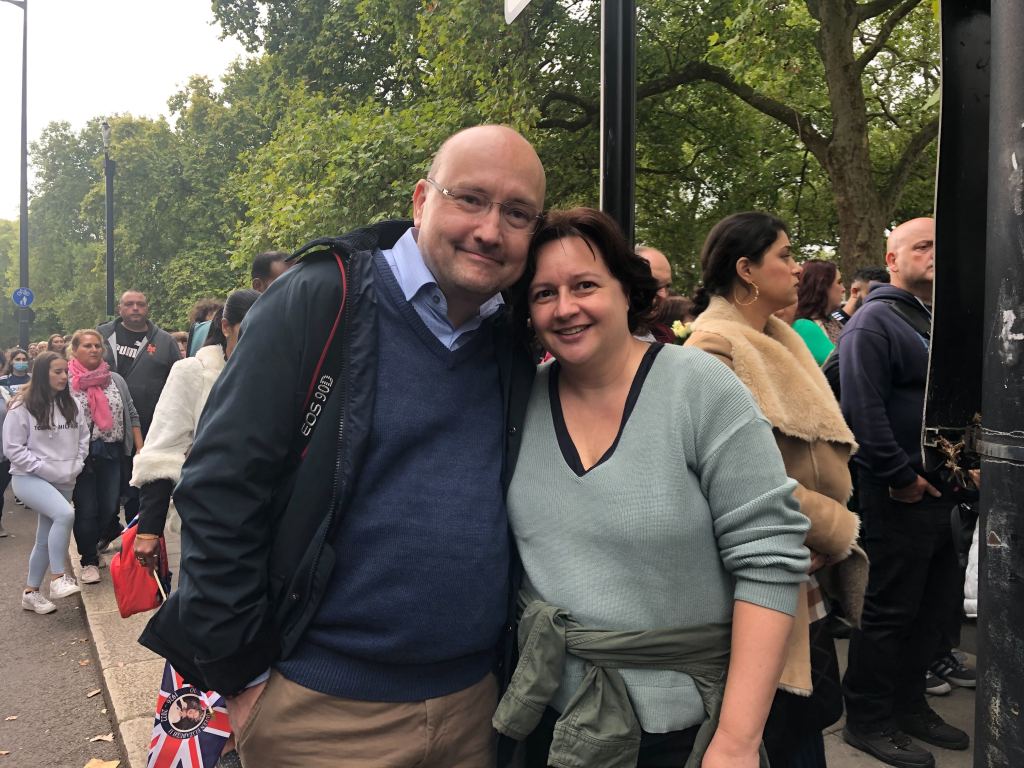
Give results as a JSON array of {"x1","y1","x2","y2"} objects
[{"x1": 236, "y1": 670, "x2": 498, "y2": 768}]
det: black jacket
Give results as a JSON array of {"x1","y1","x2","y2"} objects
[
  {"x1": 98, "y1": 317, "x2": 181, "y2": 436},
  {"x1": 837, "y1": 285, "x2": 936, "y2": 489},
  {"x1": 139, "y1": 220, "x2": 536, "y2": 694}
]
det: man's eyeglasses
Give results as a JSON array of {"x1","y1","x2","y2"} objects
[{"x1": 424, "y1": 178, "x2": 542, "y2": 232}]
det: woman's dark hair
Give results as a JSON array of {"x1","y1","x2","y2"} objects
[
  {"x1": 13, "y1": 351, "x2": 77, "y2": 428},
  {"x1": 188, "y1": 297, "x2": 224, "y2": 326},
  {"x1": 515, "y1": 207, "x2": 659, "y2": 333},
  {"x1": 795, "y1": 260, "x2": 839, "y2": 321},
  {"x1": 204, "y1": 289, "x2": 261, "y2": 350},
  {"x1": 691, "y1": 211, "x2": 789, "y2": 316},
  {"x1": 654, "y1": 294, "x2": 694, "y2": 325}
]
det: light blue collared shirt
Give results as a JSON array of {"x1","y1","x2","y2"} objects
[{"x1": 380, "y1": 227, "x2": 504, "y2": 351}]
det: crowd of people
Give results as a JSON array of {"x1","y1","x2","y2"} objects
[{"x1": 1, "y1": 124, "x2": 979, "y2": 768}]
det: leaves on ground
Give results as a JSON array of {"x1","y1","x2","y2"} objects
[
  {"x1": 2, "y1": 717, "x2": 15, "y2": 721},
  {"x1": 86, "y1": 689, "x2": 102, "y2": 698},
  {"x1": 83, "y1": 760, "x2": 120, "y2": 768},
  {"x1": 79, "y1": 660, "x2": 91, "y2": 667},
  {"x1": 88, "y1": 733, "x2": 114, "y2": 743}
]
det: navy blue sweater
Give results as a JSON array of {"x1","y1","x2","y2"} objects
[
  {"x1": 278, "y1": 253, "x2": 508, "y2": 702},
  {"x1": 837, "y1": 285, "x2": 932, "y2": 489}
]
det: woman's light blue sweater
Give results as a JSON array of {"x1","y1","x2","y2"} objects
[{"x1": 507, "y1": 344, "x2": 810, "y2": 733}]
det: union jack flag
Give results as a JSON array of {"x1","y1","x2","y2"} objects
[{"x1": 147, "y1": 661, "x2": 232, "y2": 768}]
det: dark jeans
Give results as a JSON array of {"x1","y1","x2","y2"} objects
[
  {"x1": 842, "y1": 473, "x2": 961, "y2": 728},
  {"x1": 524, "y1": 706, "x2": 698, "y2": 768},
  {"x1": 120, "y1": 455, "x2": 139, "y2": 531},
  {"x1": 72, "y1": 445, "x2": 122, "y2": 567},
  {"x1": 0, "y1": 459, "x2": 10, "y2": 524}
]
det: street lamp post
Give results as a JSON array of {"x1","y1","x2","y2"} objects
[
  {"x1": 101, "y1": 120, "x2": 115, "y2": 316},
  {"x1": 2, "y1": 0, "x2": 30, "y2": 348}
]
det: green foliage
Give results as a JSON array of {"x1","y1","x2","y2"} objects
[{"x1": 20, "y1": 0, "x2": 940, "y2": 336}]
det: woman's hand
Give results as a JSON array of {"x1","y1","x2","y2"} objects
[
  {"x1": 809, "y1": 548, "x2": 830, "y2": 573},
  {"x1": 134, "y1": 535, "x2": 160, "y2": 571},
  {"x1": 703, "y1": 727, "x2": 760, "y2": 768}
]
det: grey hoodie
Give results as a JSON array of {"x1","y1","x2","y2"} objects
[{"x1": 2, "y1": 401, "x2": 90, "y2": 489}]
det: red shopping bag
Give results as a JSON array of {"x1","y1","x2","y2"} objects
[{"x1": 110, "y1": 519, "x2": 171, "y2": 618}]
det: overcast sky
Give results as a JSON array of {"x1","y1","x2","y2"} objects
[{"x1": 0, "y1": 0, "x2": 248, "y2": 219}]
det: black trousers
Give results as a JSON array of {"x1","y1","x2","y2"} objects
[
  {"x1": 842, "y1": 473, "x2": 961, "y2": 727},
  {"x1": 523, "y1": 706, "x2": 699, "y2": 768},
  {"x1": 0, "y1": 459, "x2": 10, "y2": 524}
]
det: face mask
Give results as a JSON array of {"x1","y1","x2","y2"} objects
[{"x1": 12, "y1": 361, "x2": 28, "y2": 375}]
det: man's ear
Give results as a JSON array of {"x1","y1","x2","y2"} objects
[
  {"x1": 885, "y1": 250, "x2": 898, "y2": 274},
  {"x1": 412, "y1": 179, "x2": 429, "y2": 227}
]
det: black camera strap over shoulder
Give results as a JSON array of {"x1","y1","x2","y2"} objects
[{"x1": 293, "y1": 246, "x2": 349, "y2": 461}]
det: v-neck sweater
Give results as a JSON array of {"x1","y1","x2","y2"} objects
[
  {"x1": 279, "y1": 252, "x2": 508, "y2": 701},
  {"x1": 507, "y1": 343, "x2": 810, "y2": 733}
]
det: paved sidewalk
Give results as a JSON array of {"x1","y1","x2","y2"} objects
[
  {"x1": 73, "y1": 526, "x2": 180, "y2": 768},
  {"x1": 75, "y1": 528, "x2": 977, "y2": 768}
]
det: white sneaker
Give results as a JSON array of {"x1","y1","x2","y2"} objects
[
  {"x1": 22, "y1": 590, "x2": 56, "y2": 614},
  {"x1": 49, "y1": 574, "x2": 81, "y2": 599},
  {"x1": 80, "y1": 565, "x2": 101, "y2": 584}
]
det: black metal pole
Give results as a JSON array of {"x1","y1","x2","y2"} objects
[
  {"x1": 104, "y1": 150, "x2": 115, "y2": 316},
  {"x1": 599, "y1": 0, "x2": 635, "y2": 247},
  {"x1": 17, "y1": 0, "x2": 29, "y2": 349},
  {"x1": 975, "y1": 0, "x2": 1024, "y2": 764}
]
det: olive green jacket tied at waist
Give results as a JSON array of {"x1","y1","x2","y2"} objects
[{"x1": 493, "y1": 589, "x2": 771, "y2": 768}]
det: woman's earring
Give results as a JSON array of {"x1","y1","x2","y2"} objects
[{"x1": 734, "y1": 282, "x2": 760, "y2": 306}]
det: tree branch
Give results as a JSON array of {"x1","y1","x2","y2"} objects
[
  {"x1": 855, "y1": 0, "x2": 912, "y2": 23},
  {"x1": 881, "y1": 115, "x2": 939, "y2": 210},
  {"x1": 536, "y1": 90, "x2": 597, "y2": 131},
  {"x1": 539, "y1": 61, "x2": 832, "y2": 164},
  {"x1": 856, "y1": 0, "x2": 921, "y2": 72},
  {"x1": 680, "y1": 62, "x2": 830, "y2": 162}
]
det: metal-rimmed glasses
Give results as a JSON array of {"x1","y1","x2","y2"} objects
[{"x1": 424, "y1": 178, "x2": 542, "y2": 232}]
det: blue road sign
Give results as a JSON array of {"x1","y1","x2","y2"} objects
[{"x1": 12, "y1": 287, "x2": 34, "y2": 307}]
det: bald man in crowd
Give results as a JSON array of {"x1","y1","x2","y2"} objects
[
  {"x1": 839, "y1": 217, "x2": 968, "y2": 768},
  {"x1": 142, "y1": 125, "x2": 545, "y2": 767},
  {"x1": 637, "y1": 245, "x2": 676, "y2": 343}
]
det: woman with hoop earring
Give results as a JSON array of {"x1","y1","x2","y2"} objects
[{"x1": 686, "y1": 212, "x2": 867, "y2": 768}]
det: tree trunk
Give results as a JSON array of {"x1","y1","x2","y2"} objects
[{"x1": 815, "y1": 0, "x2": 890, "y2": 274}]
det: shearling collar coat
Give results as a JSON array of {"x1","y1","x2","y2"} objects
[{"x1": 686, "y1": 296, "x2": 868, "y2": 696}]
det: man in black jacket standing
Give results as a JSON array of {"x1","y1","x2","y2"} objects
[
  {"x1": 839, "y1": 217, "x2": 968, "y2": 768},
  {"x1": 141, "y1": 125, "x2": 544, "y2": 767},
  {"x1": 98, "y1": 290, "x2": 181, "y2": 437},
  {"x1": 97, "y1": 290, "x2": 180, "y2": 537}
]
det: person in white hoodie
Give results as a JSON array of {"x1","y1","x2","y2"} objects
[{"x1": 3, "y1": 352, "x2": 90, "y2": 614}]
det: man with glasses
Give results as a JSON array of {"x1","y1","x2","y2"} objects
[{"x1": 141, "y1": 125, "x2": 545, "y2": 767}]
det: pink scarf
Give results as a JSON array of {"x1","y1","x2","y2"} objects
[{"x1": 69, "y1": 357, "x2": 114, "y2": 432}]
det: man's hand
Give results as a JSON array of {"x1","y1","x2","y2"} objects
[
  {"x1": 226, "y1": 682, "x2": 266, "y2": 737},
  {"x1": 889, "y1": 475, "x2": 942, "y2": 504}
]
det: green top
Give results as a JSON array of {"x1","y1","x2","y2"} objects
[
  {"x1": 792, "y1": 318, "x2": 835, "y2": 365},
  {"x1": 506, "y1": 344, "x2": 810, "y2": 734}
]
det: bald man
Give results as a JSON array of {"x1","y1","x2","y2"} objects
[
  {"x1": 142, "y1": 126, "x2": 545, "y2": 767},
  {"x1": 838, "y1": 218, "x2": 969, "y2": 767},
  {"x1": 636, "y1": 245, "x2": 677, "y2": 343}
]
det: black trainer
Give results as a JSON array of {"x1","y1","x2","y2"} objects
[
  {"x1": 929, "y1": 653, "x2": 977, "y2": 688},
  {"x1": 897, "y1": 707, "x2": 970, "y2": 750},
  {"x1": 843, "y1": 723, "x2": 935, "y2": 768}
]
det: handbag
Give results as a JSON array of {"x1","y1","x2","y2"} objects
[{"x1": 110, "y1": 518, "x2": 172, "y2": 619}]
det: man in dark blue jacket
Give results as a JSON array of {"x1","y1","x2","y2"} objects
[
  {"x1": 839, "y1": 217, "x2": 968, "y2": 768},
  {"x1": 141, "y1": 125, "x2": 544, "y2": 767}
]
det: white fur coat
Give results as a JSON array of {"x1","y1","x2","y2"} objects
[{"x1": 130, "y1": 344, "x2": 225, "y2": 487}]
